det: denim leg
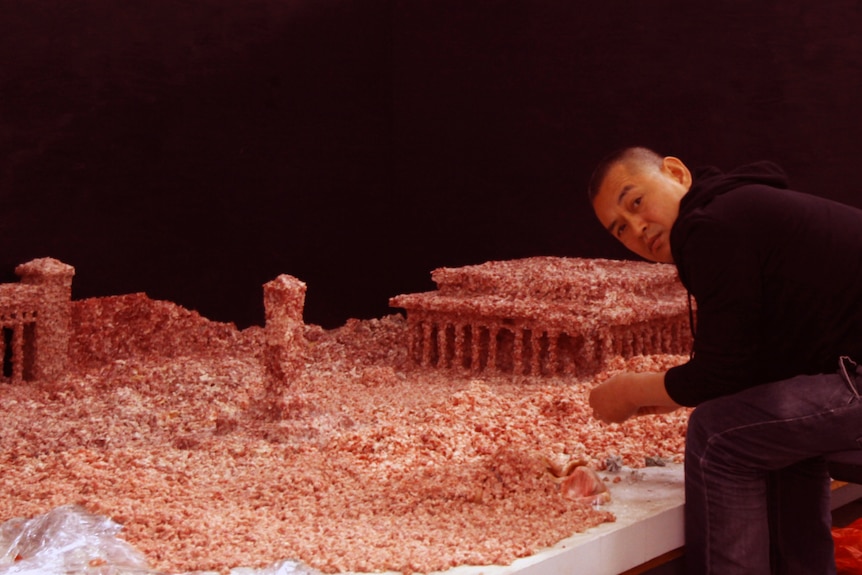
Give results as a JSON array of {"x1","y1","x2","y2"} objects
[
  {"x1": 767, "y1": 458, "x2": 834, "y2": 574},
  {"x1": 684, "y1": 365, "x2": 862, "y2": 575}
]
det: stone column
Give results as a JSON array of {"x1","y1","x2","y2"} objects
[
  {"x1": 513, "y1": 328, "x2": 524, "y2": 375},
  {"x1": 530, "y1": 331, "x2": 542, "y2": 376},
  {"x1": 454, "y1": 323, "x2": 465, "y2": 370},
  {"x1": 421, "y1": 322, "x2": 434, "y2": 367},
  {"x1": 548, "y1": 331, "x2": 560, "y2": 375},
  {"x1": 437, "y1": 323, "x2": 448, "y2": 368},
  {"x1": 263, "y1": 274, "x2": 307, "y2": 384},
  {"x1": 488, "y1": 325, "x2": 499, "y2": 372},
  {"x1": 15, "y1": 258, "x2": 75, "y2": 382},
  {"x1": 471, "y1": 324, "x2": 483, "y2": 372}
]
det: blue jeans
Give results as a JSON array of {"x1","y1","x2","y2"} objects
[{"x1": 684, "y1": 357, "x2": 862, "y2": 574}]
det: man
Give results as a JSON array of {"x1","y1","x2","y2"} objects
[{"x1": 587, "y1": 146, "x2": 862, "y2": 574}]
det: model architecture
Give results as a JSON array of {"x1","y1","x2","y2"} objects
[{"x1": 0, "y1": 256, "x2": 692, "y2": 574}]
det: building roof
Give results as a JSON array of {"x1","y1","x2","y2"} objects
[{"x1": 390, "y1": 257, "x2": 688, "y2": 331}]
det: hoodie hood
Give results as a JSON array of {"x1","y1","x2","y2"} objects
[
  {"x1": 670, "y1": 161, "x2": 790, "y2": 267},
  {"x1": 679, "y1": 161, "x2": 790, "y2": 214}
]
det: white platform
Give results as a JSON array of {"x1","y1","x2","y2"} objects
[
  {"x1": 416, "y1": 464, "x2": 862, "y2": 575},
  {"x1": 402, "y1": 464, "x2": 687, "y2": 575}
]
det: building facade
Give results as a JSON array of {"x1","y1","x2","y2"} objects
[{"x1": 390, "y1": 257, "x2": 692, "y2": 377}]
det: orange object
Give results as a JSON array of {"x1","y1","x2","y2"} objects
[{"x1": 833, "y1": 517, "x2": 862, "y2": 574}]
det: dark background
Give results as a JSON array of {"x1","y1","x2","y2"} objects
[{"x1": 2, "y1": 0, "x2": 861, "y2": 329}]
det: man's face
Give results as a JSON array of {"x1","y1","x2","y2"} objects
[{"x1": 591, "y1": 157, "x2": 690, "y2": 263}]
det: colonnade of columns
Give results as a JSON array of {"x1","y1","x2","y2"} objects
[
  {"x1": 406, "y1": 314, "x2": 692, "y2": 377},
  {"x1": 0, "y1": 258, "x2": 76, "y2": 384},
  {"x1": 0, "y1": 309, "x2": 38, "y2": 383},
  {"x1": 410, "y1": 319, "x2": 567, "y2": 376},
  {"x1": 599, "y1": 319, "x2": 692, "y2": 359}
]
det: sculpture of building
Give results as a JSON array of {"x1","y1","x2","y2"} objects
[
  {"x1": 0, "y1": 258, "x2": 75, "y2": 382},
  {"x1": 389, "y1": 257, "x2": 693, "y2": 377},
  {"x1": 0, "y1": 255, "x2": 692, "y2": 385}
]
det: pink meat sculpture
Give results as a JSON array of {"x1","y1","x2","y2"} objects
[{"x1": 0, "y1": 256, "x2": 690, "y2": 574}]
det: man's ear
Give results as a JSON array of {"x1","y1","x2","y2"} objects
[{"x1": 661, "y1": 156, "x2": 692, "y2": 190}]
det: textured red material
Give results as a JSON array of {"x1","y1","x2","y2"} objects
[
  {"x1": 0, "y1": 257, "x2": 692, "y2": 574},
  {"x1": 263, "y1": 274, "x2": 308, "y2": 384},
  {"x1": 0, "y1": 258, "x2": 75, "y2": 383},
  {"x1": 391, "y1": 257, "x2": 692, "y2": 377}
]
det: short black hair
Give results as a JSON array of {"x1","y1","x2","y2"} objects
[{"x1": 587, "y1": 146, "x2": 664, "y2": 203}]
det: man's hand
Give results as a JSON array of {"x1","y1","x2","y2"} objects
[
  {"x1": 588, "y1": 371, "x2": 680, "y2": 424},
  {"x1": 589, "y1": 373, "x2": 640, "y2": 423}
]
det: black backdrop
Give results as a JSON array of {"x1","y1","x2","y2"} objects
[{"x1": 2, "y1": 0, "x2": 861, "y2": 328}]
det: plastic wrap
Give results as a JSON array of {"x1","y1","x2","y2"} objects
[
  {"x1": 0, "y1": 506, "x2": 319, "y2": 575},
  {"x1": 0, "y1": 505, "x2": 155, "y2": 574}
]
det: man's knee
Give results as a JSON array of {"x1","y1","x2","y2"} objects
[{"x1": 685, "y1": 398, "x2": 730, "y2": 456}]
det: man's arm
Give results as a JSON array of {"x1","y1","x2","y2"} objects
[{"x1": 589, "y1": 371, "x2": 681, "y2": 424}]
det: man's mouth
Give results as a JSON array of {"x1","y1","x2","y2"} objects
[{"x1": 648, "y1": 233, "x2": 661, "y2": 254}]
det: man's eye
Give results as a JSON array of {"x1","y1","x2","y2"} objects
[
  {"x1": 617, "y1": 223, "x2": 627, "y2": 237},
  {"x1": 632, "y1": 197, "x2": 642, "y2": 208}
]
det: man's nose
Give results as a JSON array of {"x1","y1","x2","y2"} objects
[{"x1": 629, "y1": 215, "x2": 648, "y2": 237}]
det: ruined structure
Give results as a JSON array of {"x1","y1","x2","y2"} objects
[
  {"x1": 0, "y1": 256, "x2": 692, "y2": 385},
  {"x1": 390, "y1": 257, "x2": 693, "y2": 377},
  {"x1": 1, "y1": 256, "x2": 697, "y2": 574},
  {"x1": 262, "y1": 273, "x2": 307, "y2": 382},
  {"x1": 0, "y1": 258, "x2": 75, "y2": 382}
]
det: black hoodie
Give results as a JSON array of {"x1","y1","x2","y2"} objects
[{"x1": 664, "y1": 162, "x2": 862, "y2": 406}]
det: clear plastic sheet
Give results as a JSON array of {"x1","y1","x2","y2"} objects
[
  {"x1": 0, "y1": 505, "x2": 155, "y2": 574},
  {"x1": 0, "y1": 506, "x2": 319, "y2": 575}
]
